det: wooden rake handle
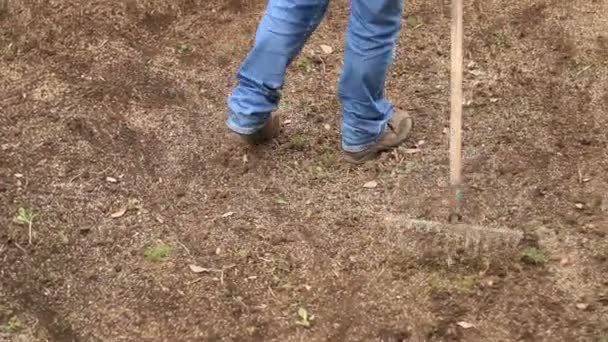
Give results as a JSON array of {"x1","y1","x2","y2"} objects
[{"x1": 449, "y1": 0, "x2": 464, "y2": 222}]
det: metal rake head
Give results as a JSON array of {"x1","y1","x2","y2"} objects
[{"x1": 382, "y1": 215, "x2": 525, "y2": 255}]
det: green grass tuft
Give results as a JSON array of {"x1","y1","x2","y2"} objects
[
  {"x1": 288, "y1": 134, "x2": 308, "y2": 151},
  {"x1": 144, "y1": 243, "x2": 172, "y2": 262},
  {"x1": 176, "y1": 42, "x2": 192, "y2": 53},
  {"x1": 1, "y1": 317, "x2": 23, "y2": 334},
  {"x1": 429, "y1": 274, "x2": 479, "y2": 294},
  {"x1": 521, "y1": 247, "x2": 547, "y2": 265}
]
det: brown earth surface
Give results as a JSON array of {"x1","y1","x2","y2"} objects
[{"x1": 1, "y1": 0, "x2": 607, "y2": 341}]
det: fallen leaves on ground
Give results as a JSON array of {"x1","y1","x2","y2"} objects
[
  {"x1": 320, "y1": 44, "x2": 333, "y2": 54},
  {"x1": 363, "y1": 180, "x2": 378, "y2": 189},
  {"x1": 189, "y1": 265, "x2": 212, "y2": 273},
  {"x1": 456, "y1": 321, "x2": 475, "y2": 329},
  {"x1": 110, "y1": 206, "x2": 127, "y2": 218}
]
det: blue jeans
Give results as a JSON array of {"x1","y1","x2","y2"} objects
[{"x1": 226, "y1": 0, "x2": 404, "y2": 152}]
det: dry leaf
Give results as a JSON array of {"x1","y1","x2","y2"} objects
[
  {"x1": 298, "y1": 307, "x2": 308, "y2": 320},
  {"x1": 221, "y1": 212, "x2": 235, "y2": 218},
  {"x1": 296, "y1": 320, "x2": 310, "y2": 327},
  {"x1": 242, "y1": 154, "x2": 248, "y2": 163},
  {"x1": 363, "y1": 180, "x2": 378, "y2": 189},
  {"x1": 574, "y1": 203, "x2": 584, "y2": 209},
  {"x1": 111, "y1": 207, "x2": 128, "y2": 218},
  {"x1": 324, "y1": 124, "x2": 331, "y2": 130},
  {"x1": 416, "y1": 140, "x2": 426, "y2": 147},
  {"x1": 14, "y1": 173, "x2": 23, "y2": 178},
  {"x1": 284, "y1": 119, "x2": 292, "y2": 125},
  {"x1": 106, "y1": 176, "x2": 118, "y2": 183},
  {"x1": 575, "y1": 303, "x2": 589, "y2": 310},
  {"x1": 189, "y1": 264, "x2": 211, "y2": 273},
  {"x1": 404, "y1": 148, "x2": 422, "y2": 154},
  {"x1": 457, "y1": 321, "x2": 475, "y2": 329},
  {"x1": 320, "y1": 44, "x2": 333, "y2": 54}
]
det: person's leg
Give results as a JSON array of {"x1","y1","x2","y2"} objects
[
  {"x1": 339, "y1": 0, "x2": 405, "y2": 153},
  {"x1": 227, "y1": 0, "x2": 330, "y2": 137}
]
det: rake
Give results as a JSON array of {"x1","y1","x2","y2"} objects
[{"x1": 385, "y1": 0, "x2": 523, "y2": 250}]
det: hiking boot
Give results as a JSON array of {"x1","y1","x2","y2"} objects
[
  {"x1": 231, "y1": 115, "x2": 280, "y2": 145},
  {"x1": 343, "y1": 110, "x2": 413, "y2": 164}
]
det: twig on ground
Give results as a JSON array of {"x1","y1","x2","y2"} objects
[
  {"x1": 576, "y1": 65, "x2": 592, "y2": 77},
  {"x1": 28, "y1": 220, "x2": 33, "y2": 245},
  {"x1": 14, "y1": 242, "x2": 27, "y2": 254},
  {"x1": 268, "y1": 286, "x2": 277, "y2": 299},
  {"x1": 187, "y1": 277, "x2": 203, "y2": 286},
  {"x1": 176, "y1": 239, "x2": 191, "y2": 256}
]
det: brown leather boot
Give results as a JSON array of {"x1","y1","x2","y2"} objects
[
  {"x1": 343, "y1": 110, "x2": 413, "y2": 164},
  {"x1": 231, "y1": 115, "x2": 280, "y2": 145}
]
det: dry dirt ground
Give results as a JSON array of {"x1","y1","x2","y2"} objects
[{"x1": 1, "y1": 0, "x2": 607, "y2": 341}]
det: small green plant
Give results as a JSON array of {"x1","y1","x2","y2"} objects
[
  {"x1": 429, "y1": 274, "x2": 479, "y2": 294},
  {"x1": 318, "y1": 148, "x2": 337, "y2": 168},
  {"x1": 453, "y1": 275, "x2": 479, "y2": 293},
  {"x1": 309, "y1": 148, "x2": 336, "y2": 179},
  {"x1": 245, "y1": 326, "x2": 257, "y2": 335},
  {"x1": 309, "y1": 165, "x2": 330, "y2": 180},
  {"x1": 144, "y1": 243, "x2": 172, "y2": 262},
  {"x1": 408, "y1": 15, "x2": 423, "y2": 29},
  {"x1": 288, "y1": 134, "x2": 307, "y2": 151},
  {"x1": 276, "y1": 196, "x2": 289, "y2": 205},
  {"x1": 296, "y1": 56, "x2": 312, "y2": 73},
  {"x1": 494, "y1": 32, "x2": 511, "y2": 48},
  {"x1": 14, "y1": 207, "x2": 36, "y2": 244},
  {"x1": 176, "y1": 42, "x2": 191, "y2": 53},
  {"x1": 395, "y1": 161, "x2": 418, "y2": 175},
  {"x1": 1, "y1": 316, "x2": 23, "y2": 334},
  {"x1": 521, "y1": 247, "x2": 547, "y2": 265},
  {"x1": 295, "y1": 307, "x2": 314, "y2": 327}
]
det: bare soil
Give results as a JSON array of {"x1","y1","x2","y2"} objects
[{"x1": 1, "y1": 0, "x2": 607, "y2": 341}]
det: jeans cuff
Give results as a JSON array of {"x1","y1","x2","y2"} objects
[
  {"x1": 226, "y1": 113, "x2": 267, "y2": 135},
  {"x1": 342, "y1": 140, "x2": 378, "y2": 153},
  {"x1": 341, "y1": 124, "x2": 387, "y2": 153}
]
